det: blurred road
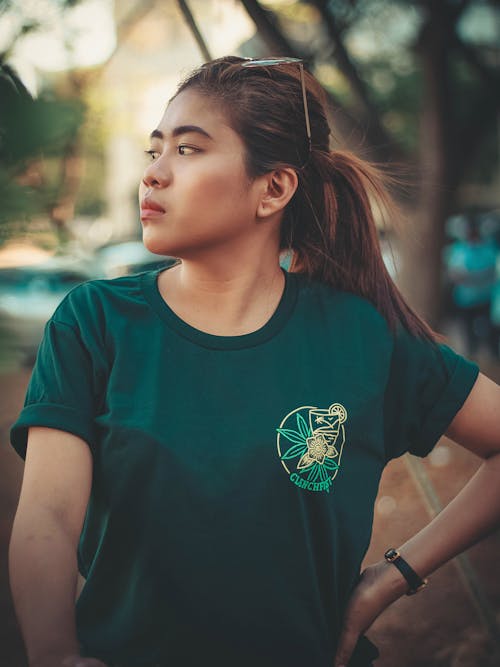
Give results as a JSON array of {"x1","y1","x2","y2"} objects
[{"x1": 1, "y1": 357, "x2": 500, "y2": 667}]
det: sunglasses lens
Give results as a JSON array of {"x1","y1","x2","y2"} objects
[{"x1": 241, "y1": 57, "x2": 302, "y2": 67}]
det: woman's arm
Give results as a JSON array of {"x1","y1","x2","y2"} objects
[
  {"x1": 334, "y1": 372, "x2": 500, "y2": 667},
  {"x1": 9, "y1": 426, "x2": 107, "y2": 667}
]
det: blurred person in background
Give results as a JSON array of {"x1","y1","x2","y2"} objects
[
  {"x1": 8, "y1": 56, "x2": 500, "y2": 667},
  {"x1": 444, "y1": 216, "x2": 498, "y2": 358}
]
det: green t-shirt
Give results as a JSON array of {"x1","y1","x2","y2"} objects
[{"x1": 10, "y1": 266, "x2": 479, "y2": 667}]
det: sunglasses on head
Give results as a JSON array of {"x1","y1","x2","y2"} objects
[{"x1": 240, "y1": 57, "x2": 312, "y2": 165}]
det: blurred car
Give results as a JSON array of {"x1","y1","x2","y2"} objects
[
  {"x1": 0, "y1": 256, "x2": 96, "y2": 367},
  {"x1": 0, "y1": 243, "x2": 177, "y2": 368},
  {"x1": 93, "y1": 241, "x2": 177, "y2": 278}
]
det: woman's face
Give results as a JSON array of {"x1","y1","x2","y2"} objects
[{"x1": 138, "y1": 88, "x2": 265, "y2": 260}]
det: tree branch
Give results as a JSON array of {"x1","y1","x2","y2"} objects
[
  {"x1": 449, "y1": 0, "x2": 473, "y2": 24},
  {"x1": 239, "y1": 0, "x2": 295, "y2": 56},
  {"x1": 307, "y1": 0, "x2": 403, "y2": 160},
  {"x1": 452, "y1": 31, "x2": 500, "y2": 92},
  {"x1": 176, "y1": 0, "x2": 212, "y2": 62},
  {"x1": 308, "y1": 0, "x2": 372, "y2": 113}
]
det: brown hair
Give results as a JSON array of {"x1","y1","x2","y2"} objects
[{"x1": 175, "y1": 56, "x2": 441, "y2": 342}]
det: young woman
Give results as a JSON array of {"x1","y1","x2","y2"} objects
[{"x1": 9, "y1": 56, "x2": 500, "y2": 667}]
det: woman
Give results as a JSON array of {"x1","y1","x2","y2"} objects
[{"x1": 9, "y1": 56, "x2": 500, "y2": 667}]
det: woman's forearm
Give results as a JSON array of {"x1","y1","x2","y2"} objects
[
  {"x1": 334, "y1": 453, "x2": 500, "y2": 667},
  {"x1": 380, "y1": 451, "x2": 500, "y2": 595},
  {"x1": 9, "y1": 506, "x2": 81, "y2": 667}
]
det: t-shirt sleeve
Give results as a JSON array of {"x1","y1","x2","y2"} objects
[
  {"x1": 383, "y1": 326, "x2": 480, "y2": 461},
  {"x1": 9, "y1": 288, "x2": 106, "y2": 460}
]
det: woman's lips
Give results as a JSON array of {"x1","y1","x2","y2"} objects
[
  {"x1": 140, "y1": 208, "x2": 166, "y2": 220},
  {"x1": 140, "y1": 198, "x2": 166, "y2": 220}
]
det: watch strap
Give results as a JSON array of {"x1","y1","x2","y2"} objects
[{"x1": 384, "y1": 548, "x2": 428, "y2": 595}]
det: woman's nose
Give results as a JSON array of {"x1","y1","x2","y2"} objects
[{"x1": 142, "y1": 156, "x2": 171, "y2": 189}]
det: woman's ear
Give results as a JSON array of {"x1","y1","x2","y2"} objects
[{"x1": 256, "y1": 167, "x2": 298, "y2": 219}]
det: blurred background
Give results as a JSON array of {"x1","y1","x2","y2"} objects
[{"x1": 1, "y1": 1, "x2": 499, "y2": 665}]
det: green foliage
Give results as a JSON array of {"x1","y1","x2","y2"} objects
[
  {"x1": 0, "y1": 63, "x2": 85, "y2": 230},
  {"x1": 72, "y1": 86, "x2": 109, "y2": 218},
  {"x1": 75, "y1": 154, "x2": 106, "y2": 217},
  {"x1": 358, "y1": 57, "x2": 423, "y2": 153}
]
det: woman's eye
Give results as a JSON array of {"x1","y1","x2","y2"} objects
[
  {"x1": 144, "y1": 149, "x2": 160, "y2": 161},
  {"x1": 144, "y1": 145, "x2": 198, "y2": 160},
  {"x1": 178, "y1": 145, "x2": 198, "y2": 156}
]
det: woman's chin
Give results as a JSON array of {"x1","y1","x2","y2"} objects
[{"x1": 142, "y1": 232, "x2": 174, "y2": 256}]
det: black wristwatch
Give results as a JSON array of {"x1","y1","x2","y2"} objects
[{"x1": 384, "y1": 548, "x2": 428, "y2": 596}]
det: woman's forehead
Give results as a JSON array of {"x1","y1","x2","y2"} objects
[{"x1": 155, "y1": 89, "x2": 232, "y2": 139}]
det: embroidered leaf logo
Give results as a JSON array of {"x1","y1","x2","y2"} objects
[
  {"x1": 280, "y1": 442, "x2": 308, "y2": 460},
  {"x1": 276, "y1": 426, "x2": 308, "y2": 461},
  {"x1": 296, "y1": 413, "x2": 311, "y2": 439},
  {"x1": 307, "y1": 463, "x2": 331, "y2": 483},
  {"x1": 276, "y1": 428, "x2": 306, "y2": 446}
]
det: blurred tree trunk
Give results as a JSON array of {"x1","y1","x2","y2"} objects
[{"x1": 398, "y1": 3, "x2": 454, "y2": 326}]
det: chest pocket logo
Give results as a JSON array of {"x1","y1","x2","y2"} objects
[{"x1": 276, "y1": 403, "x2": 348, "y2": 493}]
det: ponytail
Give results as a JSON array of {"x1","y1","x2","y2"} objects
[{"x1": 285, "y1": 149, "x2": 444, "y2": 343}]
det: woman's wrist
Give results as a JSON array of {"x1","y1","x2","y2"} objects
[
  {"x1": 366, "y1": 558, "x2": 411, "y2": 602},
  {"x1": 383, "y1": 548, "x2": 428, "y2": 595}
]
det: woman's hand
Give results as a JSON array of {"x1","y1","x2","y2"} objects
[{"x1": 334, "y1": 560, "x2": 407, "y2": 667}]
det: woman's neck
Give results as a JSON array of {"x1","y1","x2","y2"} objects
[{"x1": 157, "y1": 258, "x2": 285, "y2": 336}]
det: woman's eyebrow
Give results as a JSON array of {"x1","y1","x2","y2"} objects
[{"x1": 149, "y1": 125, "x2": 213, "y2": 141}]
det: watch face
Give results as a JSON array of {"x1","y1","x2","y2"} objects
[{"x1": 384, "y1": 548, "x2": 398, "y2": 561}]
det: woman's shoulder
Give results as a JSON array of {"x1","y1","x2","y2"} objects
[
  {"x1": 48, "y1": 270, "x2": 150, "y2": 330},
  {"x1": 293, "y1": 271, "x2": 391, "y2": 333}
]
